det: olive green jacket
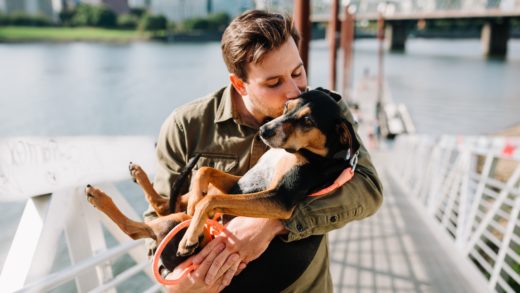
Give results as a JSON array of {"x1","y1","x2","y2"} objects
[{"x1": 144, "y1": 85, "x2": 383, "y2": 292}]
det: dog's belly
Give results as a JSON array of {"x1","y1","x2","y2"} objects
[{"x1": 231, "y1": 148, "x2": 286, "y2": 194}]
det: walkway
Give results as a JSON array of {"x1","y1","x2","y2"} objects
[{"x1": 328, "y1": 151, "x2": 490, "y2": 293}]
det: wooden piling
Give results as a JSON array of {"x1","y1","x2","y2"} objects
[
  {"x1": 328, "y1": 0, "x2": 339, "y2": 91},
  {"x1": 341, "y1": 5, "x2": 355, "y2": 99},
  {"x1": 377, "y1": 14, "x2": 385, "y2": 103},
  {"x1": 294, "y1": 0, "x2": 311, "y2": 73}
]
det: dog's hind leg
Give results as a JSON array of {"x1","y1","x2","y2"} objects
[
  {"x1": 85, "y1": 185, "x2": 158, "y2": 240},
  {"x1": 129, "y1": 163, "x2": 170, "y2": 216}
]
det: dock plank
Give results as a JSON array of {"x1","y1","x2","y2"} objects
[{"x1": 328, "y1": 151, "x2": 490, "y2": 293}]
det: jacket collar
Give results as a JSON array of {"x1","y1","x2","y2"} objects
[{"x1": 214, "y1": 84, "x2": 236, "y2": 124}]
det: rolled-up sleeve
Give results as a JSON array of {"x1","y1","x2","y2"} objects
[{"x1": 281, "y1": 100, "x2": 383, "y2": 242}]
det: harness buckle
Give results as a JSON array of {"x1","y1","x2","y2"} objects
[{"x1": 350, "y1": 151, "x2": 359, "y2": 172}]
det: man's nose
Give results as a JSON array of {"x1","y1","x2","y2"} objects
[{"x1": 285, "y1": 78, "x2": 302, "y2": 99}]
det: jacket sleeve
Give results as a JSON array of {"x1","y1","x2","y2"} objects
[
  {"x1": 280, "y1": 99, "x2": 383, "y2": 242},
  {"x1": 143, "y1": 111, "x2": 188, "y2": 257}
]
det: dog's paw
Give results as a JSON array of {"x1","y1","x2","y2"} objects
[
  {"x1": 129, "y1": 163, "x2": 148, "y2": 185},
  {"x1": 177, "y1": 236, "x2": 200, "y2": 257},
  {"x1": 85, "y1": 185, "x2": 112, "y2": 208}
]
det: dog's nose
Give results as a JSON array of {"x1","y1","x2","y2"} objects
[{"x1": 260, "y1": 126, "x2": 275, "y2": 139}]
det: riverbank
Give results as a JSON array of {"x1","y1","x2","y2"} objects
[{"x1": 0, "y1": 26, "x2": 151, "y2": 42}]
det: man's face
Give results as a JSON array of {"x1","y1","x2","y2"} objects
[{"x1": 241, "y1": 37, "x2": 308, "y2": 122}]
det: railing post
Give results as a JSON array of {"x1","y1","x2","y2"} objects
[
  {"x1": 294, "y1": 0, "x2": 311, "y2": 74},
  {"x1": 328, "y1": 0, "x2": 339, "y2": 91},
  {"x1": 341, "y1": 4, "x2": 355, "y2": 98}
]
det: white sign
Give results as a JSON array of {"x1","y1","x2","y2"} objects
[{"x1": 0, "y1": 136, "x2": 157, "y2": 201}]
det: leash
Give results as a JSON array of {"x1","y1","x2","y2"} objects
[{"x1": 153, "y1": 213, "x2": 225, "y2": 285}]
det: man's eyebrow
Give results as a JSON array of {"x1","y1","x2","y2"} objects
[{"x1": 263, "y1": 63, "x2": 304, "y2": 81}]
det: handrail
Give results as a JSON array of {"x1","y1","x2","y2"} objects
[
  {"x1": 20, "y1": 240, "x2": 144, "y2": 292},
  {"x1": 390, "y1": 135, "x2": 520, "y2": 292},
  {"x1": 0, "y1": 136, "x2": 162, "y2": 292}
]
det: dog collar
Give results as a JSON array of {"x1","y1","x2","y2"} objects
[{"x1": 308, "y1": 167, "x2": 354, "y2": 197}]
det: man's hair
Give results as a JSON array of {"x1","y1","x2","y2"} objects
[{"x1": 221, "y1": 10, "x2": 300, "y2": 81}]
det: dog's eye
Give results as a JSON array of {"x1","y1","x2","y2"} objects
[{"x1": 302, "y1": 116, "x2": 314, "y2": 127}]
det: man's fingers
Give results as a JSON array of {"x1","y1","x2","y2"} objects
[
  {"x1": 235, "y1": 262, "x2": 247, "y2": 276},
  {"x1": 204, "y1": 249, "x2": 233, "y2": 285},
  {"x1": 221, "y1": 254, "x2": 245, "y2": 289},
  {"x1": 191, "y1": 242, "x2": 225, "y2": 280},
  {"x1": 192, "y1": 238, "x2": 224, "y2": 265},
  {"x1": 212, "y1": 253, "x2": 240, "y2": 284}
]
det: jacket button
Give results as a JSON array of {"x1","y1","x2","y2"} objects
[
  {"x1": 330, "y1": 216, "x2": 337, "y2": 223},
  {"x1": 296, "y1": 223, "x2": 304, "y2": 232}
]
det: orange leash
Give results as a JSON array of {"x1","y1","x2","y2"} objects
[{"x1": 152, "y1": 213, "x2": 225, "y2": 285}]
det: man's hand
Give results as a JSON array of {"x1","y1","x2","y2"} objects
[
  {"x1": 165, "y1": 238, "x2": 241, "y2": 293},
  {"x1": 192, "y1": 217, "x2": 287, "y2": 286}
]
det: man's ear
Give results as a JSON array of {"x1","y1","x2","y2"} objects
[
  {"x1": 336, "y1": 118, "x2": 360, "y2": 153},
  {"x1": 230, "y1": 73, "x2": 247, "y2": 96}
]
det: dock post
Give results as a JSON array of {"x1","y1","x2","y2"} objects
[
  {"x1": 341, "y1": 5, "x2": 355, "y2": 99},
  {"x1": 377, "y1": 14, "x2": 385, "y2": 104},
  {"x1": 328, "y1": 0, "x2": 339, "y2": 91},
  {"x1": 294, "y1": 0, "x2": 311, "y2": 73}
]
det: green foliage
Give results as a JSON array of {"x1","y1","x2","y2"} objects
[
  {"x1": 117, "y1": 14, "x2": 139, "y2": 30},
  {"x1": 180, "y1": 12, "x2": 230, "y2": 32},
  {"x1": 71, "y1": 4, "x2": 116, "y2": 28},
  {"x1": 0, "y1": 12, "x2": 53, "y2": 27},
  {"x1": 138, "y1": 14, "x2": 167, "y2": 32}
]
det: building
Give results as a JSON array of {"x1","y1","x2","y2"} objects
[
  {"x1": 1, "y1": 0, "x2": 54, "y2": 17},
  {"x1": 149, "y1": 0, "x2": 254, "y2": 22},
  {"x1": 80, "y1": 0, "x2": 129, "y2": 14}
]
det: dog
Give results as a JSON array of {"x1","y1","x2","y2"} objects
[{"x1": 85, "y1": 88, "x2": 360, "y2": 272}]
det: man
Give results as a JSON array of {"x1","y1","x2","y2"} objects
[{"x1": 144, "y1": 10, "x2": 383, "y2": 292}]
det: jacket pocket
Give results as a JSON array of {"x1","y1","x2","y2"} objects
[{"x1": 192, "y1": 152, "x2": 238, "y2": 173}]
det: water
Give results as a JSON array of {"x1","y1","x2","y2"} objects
[{"x1": 1, "y1": 38, "x2": 520, "y2": 290}]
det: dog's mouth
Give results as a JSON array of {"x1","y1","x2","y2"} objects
[{"x1": 259, "y1": 122, "x2": 286, "y2": 148}]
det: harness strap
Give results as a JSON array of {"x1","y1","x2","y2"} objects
[
  {"x1": 307, "y1": 167, "x2": 354, "y2": 197},
  {"x1": 153, "y1": 214, "x2": 225, "y2": 285}
]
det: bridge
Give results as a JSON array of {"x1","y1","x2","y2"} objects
[
  {"x1": 311, "y1": 0, "x2": 520, "y2": 57},
  {"x1": 0, "y1": 131, "x2": 518, "y2": 292}
]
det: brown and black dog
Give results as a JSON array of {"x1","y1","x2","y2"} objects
[{"x1": 85, "y1": 88, "x2": 360, "y2": 272}]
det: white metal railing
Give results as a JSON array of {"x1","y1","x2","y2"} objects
[
  {"x1": 0, "y1": 137, "x2": 163, "y2": 292},
  {"x1": 389, "y1": 135, "x2": 520, "y2": 293}
]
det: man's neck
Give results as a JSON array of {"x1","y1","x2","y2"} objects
[{"x1": 231, "y1": 87, "x2": 263, "y2": 129}]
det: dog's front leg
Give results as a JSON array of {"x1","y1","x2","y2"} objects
[
  {"x1": 187, "y1": 167, "x2": 241, "y2": 216},
  {"x1": 177, "y1": 190, "x2": 294, "y2": 257}
]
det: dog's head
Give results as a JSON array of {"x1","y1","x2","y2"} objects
[{"x1": 259, "y1": 89, "x2": 360, "y2": 159}]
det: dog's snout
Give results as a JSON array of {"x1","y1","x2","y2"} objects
[{"x1": 260, "y1": 125, "x2": 275, "y2": 139}]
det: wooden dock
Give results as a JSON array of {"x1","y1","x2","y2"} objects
[{"x1": 328, "y1": 151, "x2": 490, "y2": 293}]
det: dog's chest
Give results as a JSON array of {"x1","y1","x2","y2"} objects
[{"x1": 233, "y1": 149, "x2": 296, "y2": 194}]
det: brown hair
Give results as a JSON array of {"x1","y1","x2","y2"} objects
[{"x1": 221, "y1": 10, "x2": 300, "y2": 81}]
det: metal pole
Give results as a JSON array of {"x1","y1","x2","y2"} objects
[
  {"x1": 328, "y1": 0, "x2": 339, "y2": 91},
  {"x1": 377, "y1": 14, "x2": 385, "y2": 103},
  {"x1": 294, "y1": 0, "x2": 311, "y2": 74},
  {"x1": 341, "y1": 5, "x2": 355, "y2": 99}
]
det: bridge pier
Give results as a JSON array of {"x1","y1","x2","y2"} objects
[
  {"x1": 481, "y1": 19, "x2": 510, "y2": 58},
  {"x1": 385, "y1": 22, "x2": 408, "y2": 51}
]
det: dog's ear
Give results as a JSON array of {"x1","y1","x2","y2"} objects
[
  {"x1": 336, "y1": 118, "x2": 360, "y2": 153},
  {"x1": 315, "y1": 87, "x2": 342, "y2": 102}
]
